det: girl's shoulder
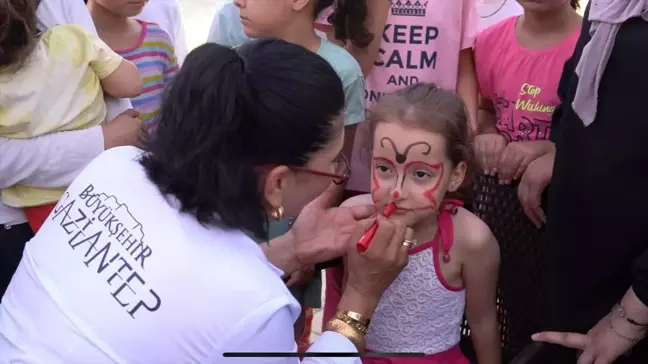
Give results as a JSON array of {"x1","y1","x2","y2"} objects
[
  {"x1": 317, "y1": 40, "x2": 363, "y2": 85},
  {"x1": 42, "y1": 24, "x2": 94, "y2": 44},
  {"x1": 451, "y1": 206, "x2": 498, "y2": 255}
]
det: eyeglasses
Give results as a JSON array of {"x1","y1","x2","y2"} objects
[
  {"x1": 258, "y1": 154, "x2": 351, "y2": 185},
  {"x1": 291, "y1": 153, "x2": 351, "y2": 185}
]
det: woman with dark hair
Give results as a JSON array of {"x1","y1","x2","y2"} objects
[{"x1": 0, "y1": 39, "x2": 411, "y2": 363}]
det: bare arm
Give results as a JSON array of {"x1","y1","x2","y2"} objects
[
  {"x1": 477, "y1": 96, "x2": 498, "y2": 135},
  {"x1": 343, "y1": 124, "x2": 358, "y2": 165},
  {"x1": 101, "y1": 60, "x2": 142, "y2": 98},
  {"x1": 457, "y1": 48, "x2": 479, "y2": 136},
  {"x1": 346, "y1": 0, "x2": 389, "y2": 77},
  {"x1": 259, "y1": 232, "x2": 300, "y2": 277},
  {"x1": 462, "y1": 220, "x2": 501, "y2": 364}
]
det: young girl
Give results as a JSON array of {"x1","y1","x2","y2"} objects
[
  {"x1": 316, "y1": 0, "x2": 479, "y2": 198},
  {"x1": 471, "y1": 0, "x2": 581, "y2": 355},
  {"x1": 87, "y1": 0, "x2": 179, "y2": 133},
  {"x1": 330, "y1": 83, "x2": 501, "y2": 364},
  {"x1": 0, "y1": 0, "x2": 141, "y2": 233},
  {"x1": 323, "y1": 0, "x2": 480, "y2": 349}
]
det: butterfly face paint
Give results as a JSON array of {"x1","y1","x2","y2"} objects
[{"x1": 371, "y1": 122, "x2": 453, "y2": 221}]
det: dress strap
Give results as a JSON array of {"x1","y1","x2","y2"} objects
[{"x1": 437, "y1": 199, "x2": 462, "y2": 263}]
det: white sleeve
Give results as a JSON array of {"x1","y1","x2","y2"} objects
[
  {"x1": 0, "y1": 127, "x2": 104, "y2": 189},
  {"x1": 36, "y1": 0, "x2": 97, "y2": 33},
  {"x1": 218, "y1": 301, "x2": 360, "y2": 364},
  {"x1": 171, "y1": 1, "x2": 189, "y2": 65}
]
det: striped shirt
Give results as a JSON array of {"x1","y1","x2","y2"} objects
[{"x1": 117, "y1": 20, "x2": 179, "y2": 133}]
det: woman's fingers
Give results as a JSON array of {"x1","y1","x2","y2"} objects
[
  {"x1": 345, "y1": 204, "x2": 376, "y2": 221},
  {"x1": 362, "y1": 216, "x2": 396, "y2": 255},
  {"x1": 577, "y1": 350, "x2": 597, "y2": 364},
  {"x1": 385, "y1": 219, "x2": 407, "y2": 257},
  {"x1": 532, "y1": 331, "x2": 589, "y2": 350}
]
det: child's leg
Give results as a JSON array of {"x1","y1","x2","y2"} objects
[{"x1": 0, "y1": 223, "x2": 33, "y2": 298}]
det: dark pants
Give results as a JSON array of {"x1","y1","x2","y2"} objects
[{"x1": 0, "y1": 223, "x2": 33, "y2": 300}]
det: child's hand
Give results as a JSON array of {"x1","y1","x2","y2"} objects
[
  {"x1": 474, "y1": 133, "x2": 507, "y2": 175},
  {"x1": 497, "y1": 140, "x2": 553, "y2": 184},
  {"x1": 102, "y1": 109, "x2": 144, "y2": 150},
  {"x1": 517, "y1": 152, "x2": 554, "y2": 228}
]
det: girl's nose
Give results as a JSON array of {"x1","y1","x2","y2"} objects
[{"x1": 391, "y1": 190, "x2": 403, "y2": 200}]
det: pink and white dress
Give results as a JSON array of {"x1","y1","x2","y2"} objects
[{"x1": 362, "y1": 200, "x2": 469, "y2": 364}]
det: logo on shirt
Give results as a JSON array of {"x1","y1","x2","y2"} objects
[
  {"x1": 494, "y1": 83, "x2": 554, "y2": 142},
  {"x1": 50, "y1": 184, "x2": 161, "y2": 319},
  {"x1": 391, "y1": 0, "x2": 428, "y2": 17}
]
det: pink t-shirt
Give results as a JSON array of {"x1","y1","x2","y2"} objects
[
  {"x1": 475, "y1": 17, "x2": 580, "y2": 142},
  {"x1": 346, "y1": 0, "x2": 478, "y2": 192}
]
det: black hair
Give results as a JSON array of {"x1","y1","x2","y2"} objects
[
  {"x1": 315, "y1": 0, "x2": 372, "y2": 49},
  {"x1": 0, "y1": 0, "x2": 38, "y2": 70},
  {"x1": 140, "y1": 39, "x2": 345, "y2": 239},
  {"x1": 570, "y1": 0, "x2": 579, "y2": 9}
]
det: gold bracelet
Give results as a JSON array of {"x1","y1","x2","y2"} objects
[
  {"x1": 338, "y1": 310, "x2": 371, "y2": 326},
  {"x1": 334, "y1": 311, "x2": 369, "y2": 334},
  {"x1": 325, "y1": 318, "x2": 366, "y2": 351}
]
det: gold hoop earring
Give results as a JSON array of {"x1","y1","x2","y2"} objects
[{"x1": 270, "y1": 206, "x2": 285, "y2": 221}]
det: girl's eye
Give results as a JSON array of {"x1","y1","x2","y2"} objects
[
  {"x1": 376, "y1": 165, "x2": 391, "y2": 173},
  {"x1": 414, "y1": 170, "x2": 432, "y2": 179}
]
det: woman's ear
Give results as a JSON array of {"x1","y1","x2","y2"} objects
[
  {"x1": 448, "y1": 161, "x2": 467, "y2": 192},
  {"x1": 262, "y1": 166, "x2": 292, "y2": 209},
  {"x1": 291, "y1": 0, "x2": 310, "y2": 12}
]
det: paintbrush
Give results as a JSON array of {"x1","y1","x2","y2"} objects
[{"x1": 356, "y1": 202, "x2": 397, "y2": 252}]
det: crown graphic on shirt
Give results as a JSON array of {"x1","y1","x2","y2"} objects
[{"x1": 390, "y1": 0, "x2": 428, "y2": 17}]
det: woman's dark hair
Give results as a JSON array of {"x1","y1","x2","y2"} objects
[
  {"x1": 315, "y1": 0, "x2": 372, "y2": 49},
  {"x1": 368, "y1": 83, "x2": 473, "y2": 198},
  {"x1": 570, "y1": 0, "x2": 579, "y2": 10},
  {"x1": 0, "y1": 0, "x2": 38, "y2": 70},
  {"x1": 140, "y1": 39, "x2": 345, "y2": 239}
]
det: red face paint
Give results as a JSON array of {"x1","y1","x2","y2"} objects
[
  {"x1": 392, "y1": 191, "x2": 400, "y2": 199},
  {"x1": 371, "y1": 157, "x2": 396, "y2": 203},
  {"x1": 401, "y1": 161, "x2": 444, "y2": 211}
]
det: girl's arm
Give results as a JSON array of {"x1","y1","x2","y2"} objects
[
  {"x1": 477, "y1": 96, "x2": 498, "y2": 135},
  {"x1": 345, "y1": 0, "x2": 389, "y2": 77},
  {"x1": 101, "y1": 60, "x2": 142, "y2": 98},
  {"x1": 457, "y1": 48, "x2": 479, "y2": 136},
  {"x1": 462, "y1": 219, "x2": 501, "y2": 364}
]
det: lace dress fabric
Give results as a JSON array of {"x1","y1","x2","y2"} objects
[{"x1": 365, "y1": 203, "x2": 466, "y2": 356}]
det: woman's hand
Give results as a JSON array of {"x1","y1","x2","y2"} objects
[
  {"x1": 337, "y1": 217, "x2": 412, "y2": 317},
  {"x1": 291, "y1": 184, "x2": 375, "y2": 267},
  {"x1": 285, "y1": 265, "x2": 315, "y2": 288},
  {"x1": 474, "y1": 133, "x2": 507, "y2": 175},
  {"x1": 517, "y1": 151, "x2": 554, "y2": 228},
  {"x1": 533, "y1": 289, "x2": 648, "y2": 364},
  {"x1": 532, "y1": 317, "x2": 639, "y2": 364},
  {"x1": 102, "y1": 109, "x2": 145, "y2": 149},
  {"x1": 497, "y1": 140, "x2": 553, "y2": 183}
]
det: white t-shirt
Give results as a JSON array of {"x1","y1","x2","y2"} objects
[
  {"x1": 0, "y1": 146, "x2": 358, "y2": 363},
  {"x1": 477, "y1": 0, "x2": 523, "y2": 31}
]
